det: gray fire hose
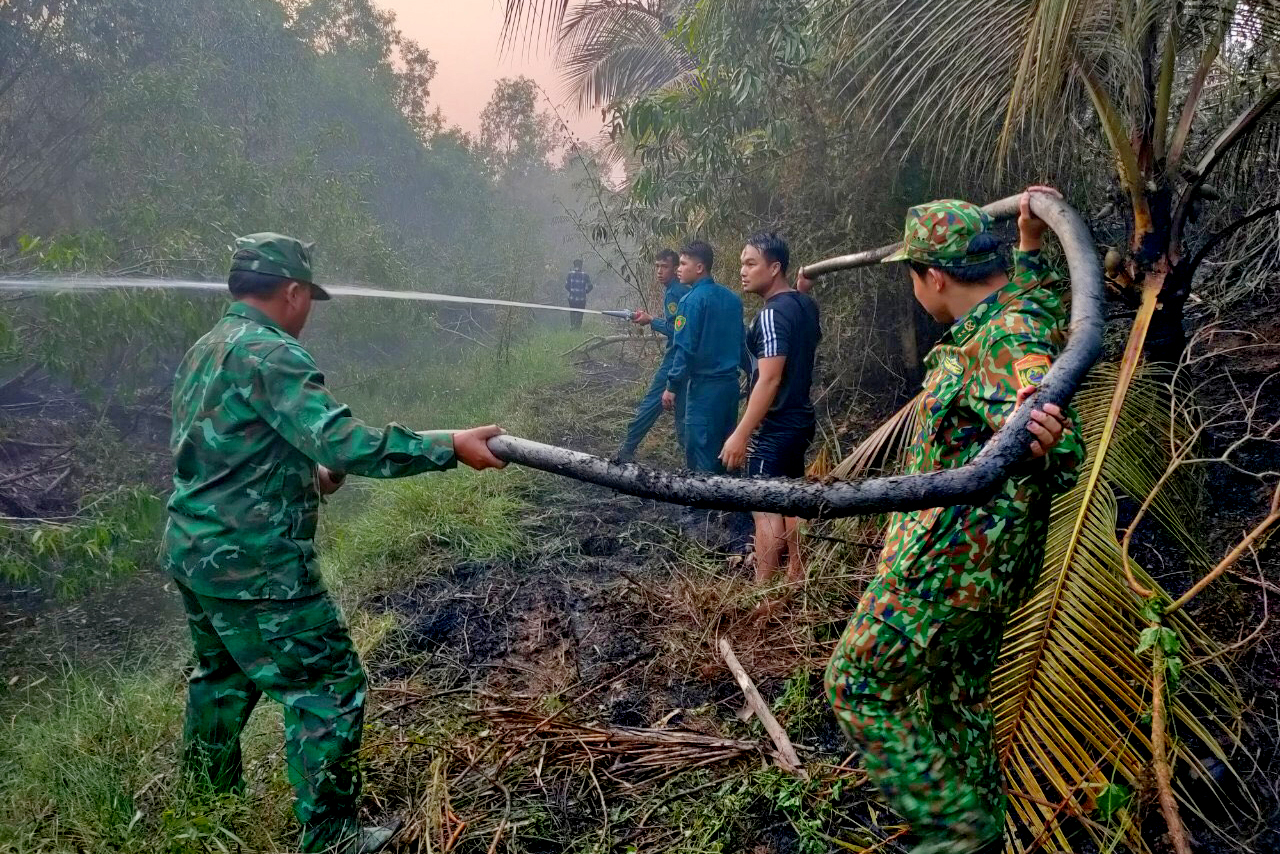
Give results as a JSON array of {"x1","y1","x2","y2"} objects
[{"x1": 486, "y1": 191, "x2": 1101, "y2": 519}]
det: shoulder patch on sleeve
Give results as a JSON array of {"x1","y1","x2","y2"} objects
[
  {"x1": 1014, "y1": 353, "x2": 1052, "y2": 388},
  {"x1": 667, "y1": 301, "x2": 679, "y2": 315},
  {"x1": 673, "y1": 315, "x2": 686, "y2": 332}
]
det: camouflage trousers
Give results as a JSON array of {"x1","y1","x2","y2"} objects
[
  {"x1": 177, "y1": 582, "x2": 368, "y2": 852},
  {"x1": 824, "y1": 587, "x2": 1007, "y2": 854}
]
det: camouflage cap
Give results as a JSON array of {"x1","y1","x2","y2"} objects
[
  {"x1": 882, "y1": 199, "x2": 1000, "y2": 269},
  {"x1": 230, "y1": 233, "x2": 330, "y2": 300}
]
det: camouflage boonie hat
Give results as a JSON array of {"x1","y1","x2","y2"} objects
[
  {"x1": 882, "y1": 200, "x2": 1000, "y2": 269},
  {"x1": 230, "y1": 233, "x2": 330, "y2": 300}
]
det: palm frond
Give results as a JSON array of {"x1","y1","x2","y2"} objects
[
  {"x1": 556, "y1": 1, "x2": 695, "y2": 110},
  {"x1": 995, "y1": 362, "x2": 1248, "y2": 853},
  {"x1": 817, "y1": 0, "x2": 1280, "y2": 172},
  {"x1": 828, "y1": 394, "x2": 921, "y2": 481},
  {"x1": 499, "y1": 0, "x2": 574, "y2": 52},
  {"x1": 816, "y1": 359, "x2": 1245, "y2": 851}
]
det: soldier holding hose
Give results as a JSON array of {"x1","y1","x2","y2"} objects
[
  {"x1": 824, "y1": 188, "x2": 1084, "y2": 854},
  {"x1": 165, "y1": 233, "x2": 507, "y2": 854}
]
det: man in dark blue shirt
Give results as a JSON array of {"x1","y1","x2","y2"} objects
[
  {"x1": 565, "y1": 260, "x2": 592, "y2": 329},
  {"x1": 616, "y1": 249, "x2": 690, "y2": 461},
  {"x1": 720, "y1": 233, "x2": 821, "y2": 585},
  {"x1": 662, "y1": 240, "x2": 747, "y2": 474}
]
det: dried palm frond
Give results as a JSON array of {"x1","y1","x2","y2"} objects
[
  {"x1": 483, "y1": 707, "x2": 765, "y2": 781},
  {"x1": 995, "y1": 362, "x2": 1249, "y2": 853},
  {"x1": 814, "y1": 361, "x2": 1248, "y2": 852},
  {"x1": 827, "y1": 394, "x2": 921, "y2": 481},
  {"x1": 807, "y1": 396, "x2": 921, "y2": 570}
]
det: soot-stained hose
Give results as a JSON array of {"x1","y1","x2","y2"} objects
[{"x1": 486, "y1": 192, "x2": 1101, "y2": 519}]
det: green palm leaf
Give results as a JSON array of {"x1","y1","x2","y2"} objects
[
  {"x1": 995, "y1": 363, "x2": 1248, "y2": 853},
  {"x1": 556, "y1": 1, "x2": 695, "y2": 110},
  {"x1": 823, "y1": 0, "x2": 1280, "y2": 170}
]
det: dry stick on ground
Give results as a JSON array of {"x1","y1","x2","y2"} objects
[
  {"x1": 0, "y1": 449, "x2": 73, "y2": 490},
  {"x1": 561, "y1": 334, "x2": 636, "y2": 357},
  {"x1": 1119, "y1": 328, "x2": 1280, "y2": 854},
  {"x1": 718, "y1": 636, "x2": 808, "y2": 778}
]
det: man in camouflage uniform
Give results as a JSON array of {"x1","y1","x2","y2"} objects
[
  {"x1": 824, "y1": 189, "x2": 1084, "y2": 854},
  {"x1": 165, "y1": 234, "x2": 507, "y2": 853}
]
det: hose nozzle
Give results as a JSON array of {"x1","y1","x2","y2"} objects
[{"x1": 600, "y1": 309, "x2": 635, "y2": 320}]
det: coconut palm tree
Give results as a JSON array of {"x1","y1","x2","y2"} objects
[
  {"x1": 500, "y1": 0, "x2": 695, "y2": 111},
  {"x1": 831, "y1": 0, "x2": 1280, "y2": 364},
  {"x1": 500, "y1": 1, "x2": 1279, "y2": 851}
]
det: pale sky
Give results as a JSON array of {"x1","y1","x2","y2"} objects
[{"x1": 379, "y1": 0, "x2": 606, "y2": 144}]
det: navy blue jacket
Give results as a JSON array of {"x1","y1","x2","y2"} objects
[
  {"x1": 666, "y1": 276, "x2": 746, "y2": 390},
  {"x1": 650, "y1": 279, "x2": 691, "y2": 348}
]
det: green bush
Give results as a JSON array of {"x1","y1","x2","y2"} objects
[{"x1": 0, "y1": 487, "x2": 165, "y2": 599}]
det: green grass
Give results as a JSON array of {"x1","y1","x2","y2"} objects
[
  {"x1": 0, "y1": 486, "x2": 166, "y2": 599},
  {"x1": 323, "y1": 469, "x2": 533, "y2": 596},
  {"x1": 0, "y1": 660, "x2": 297, "y2": 854},
  {"x1": 0, "y1": 326, "x2": 599, "y2": 854},
  {"x1": 319, "y1": 326, "x2": 588, "y2": 598},
  {"x1": 335, "y1": 325, "x2": 587, "y2": 430}
]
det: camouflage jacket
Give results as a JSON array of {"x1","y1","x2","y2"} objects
[
  {"x1": 164, "y1": 302, "x2": 456, "y2": 600},
  {"x1": 864, "y1": 250, "x2": 1085, "y2": 642}
]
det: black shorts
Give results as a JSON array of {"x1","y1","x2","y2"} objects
[{"x1": 746, "y1": 423, "x2": 814, "y2": 479}]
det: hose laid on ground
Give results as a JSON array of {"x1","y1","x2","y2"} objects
[{"x1": 486, "y1": 191, "x2": 1102, "y2": 519}]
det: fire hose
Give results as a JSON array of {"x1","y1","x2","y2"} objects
[{"x1": 485, "y1": 191, "x2": 1101, "y2": 519}]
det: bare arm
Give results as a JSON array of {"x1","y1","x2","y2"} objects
[{"x1": 720, "y1": 355, "x2": 785, "y2": 470}]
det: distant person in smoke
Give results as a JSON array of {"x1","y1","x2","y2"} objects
[
  {"x1": 718, "y1": 232, "x2": 821, "y2": 587},
  {"x1": 565, "y1": 259, "x2": 593, "y2": 329},
  {"x1": 615, "y1": 249, "x2": 691, "y2": 461},
  {"x1": 164, "y1": 233, "x2": 507, "y2": 854},
  {"x1": 661, "y1": 240, "x2": 747, "y2": 474}
]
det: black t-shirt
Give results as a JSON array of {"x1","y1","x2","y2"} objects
[{"x1": 747, "y1": 290, "x2": 821, "y2": 430}]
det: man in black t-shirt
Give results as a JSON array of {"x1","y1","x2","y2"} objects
[{"x1": 720, "y1": 232, "x2": 821, "y2": 586}]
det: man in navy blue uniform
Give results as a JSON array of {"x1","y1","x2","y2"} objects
[
  {"x1": 565, "y1": 260, "x2": 592, "y2": 329},
  {"x1": 719, "y1": 233, "x2": 821, "y2": 584},
  {"x1": 617, "y1": 249, "x2": 690, "y2": 461},
  {"x1": 662, "y1": 241, "x2": 747, "y2": 474}
]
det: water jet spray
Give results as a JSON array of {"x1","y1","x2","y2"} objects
[{"x1": 0, "y1": 276, "x2": 638, "y2": 319}]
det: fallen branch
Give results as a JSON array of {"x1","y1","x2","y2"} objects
[
  {"x1": 0, "y1": 448, "x2": 72, "y2": 489},
  {"x1": 1165, "y1": 486, "x2": 1280, "y2": 616},
  {"x1": 718, "y1": 637, "x2": 807, "y2": 778},
  {"x1": 484, "y1": 707, "x2": 762, "y2": 781},
  {"x1": 0, "y1": 365, "x2": 40, "y2": 399},
  {"x1": 40, "y1": 466, "x2": 71, "y2": 495},
  {"x1": 562, "y1": 334, "x2": 634, "y2": 357},
  {"x1": 1150, "y1": 642, "x2": 1191, "y2": 854}
]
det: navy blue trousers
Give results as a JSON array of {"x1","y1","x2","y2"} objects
[
  {"x1": 620, "y1": 352, "x2": 686, "y2": 455},
  {"x1": 683, "y1": 375, "x2": 739, "y2": 474}
]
